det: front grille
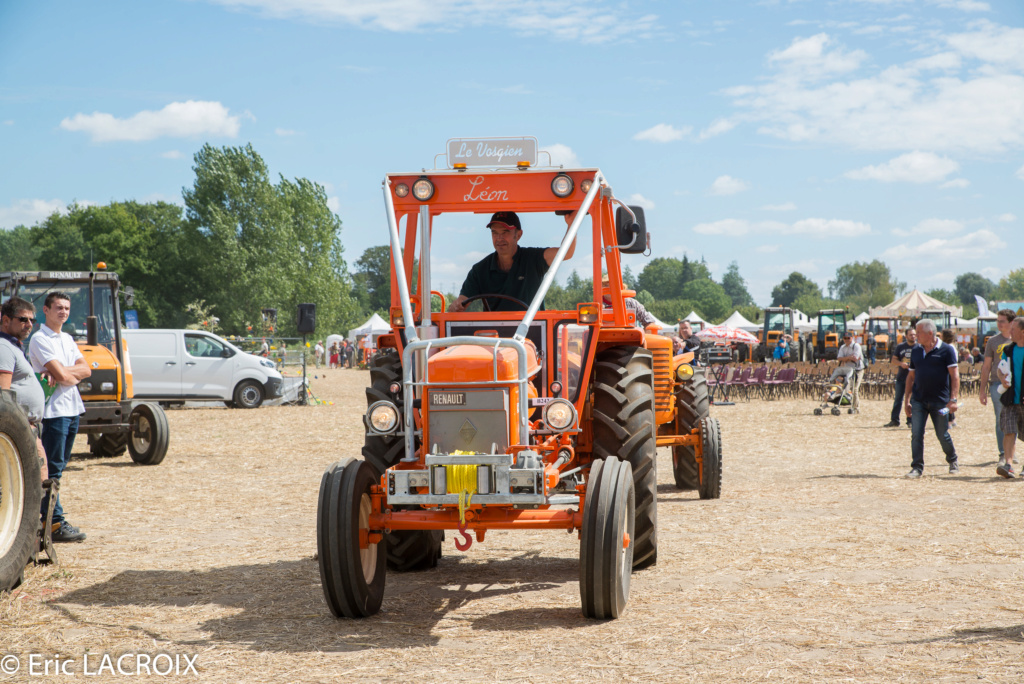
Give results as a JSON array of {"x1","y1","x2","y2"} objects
[
  {"x1": 652, "y1": 346, "x2": 673, "y2": 415},
  {"x1": 426, "y1": 388, "x2": 509, "y2": 454}
]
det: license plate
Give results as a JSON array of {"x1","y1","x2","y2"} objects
[{"x1": 431, "y1": 392, "x2": 466, "y2": 406}]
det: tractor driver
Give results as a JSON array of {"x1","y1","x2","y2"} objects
[{"x1": 448, "y1": 211, "x2": 577, "y2": 313}]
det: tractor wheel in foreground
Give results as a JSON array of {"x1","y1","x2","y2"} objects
[
  {"x1": 233, "y1": 380, "x2": 265, "y2": 409},
  {"x1": 698, "y1": 418, "x2": 722, "y2": 500},
  {"x1": 580, "y1": 456, "x2": 635, "y2": 620},
  {"x1": 592, "y1": 346, "x2": 658, "y2": 570},
  {"x1": 318, "y1": 457, "x2": 386, "y2": 618},
  {"x1": 0, "y1": 391, "x2": 41, "y2": 592},
  {"x1": 127, "y1": 402, "x2": 169, "y2": 465},
  {"x1": 89, "y1": 432, "x2": 127, "y2": 458},
  {"x1": 672, "y1": 367, "x2": 710, "y2": 491},
  {"x1": 363, "y1": 350, "x2": 442, "y2": 571}
]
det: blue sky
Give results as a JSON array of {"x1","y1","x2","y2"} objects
[{"x1": 2, "y1": 0, "x2": 1022, "y2": 305}]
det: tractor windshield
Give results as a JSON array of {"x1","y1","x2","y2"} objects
[
  {"x1": 818, "y1": 313, "x2": 844, "y2": 335},
  {"x1": 19, "y1": 281, "x2": 119, "y2": 352},
  {"x1": 766, "y1": 312, "x2": 789, "y2": 334},
  {"x1": 865, "y1": 319, "x2": 893, "y2": 336},
  {"x1": 978, "y1": 319, "x2": 998, "y2": 337},
  {"x1": 920, "y1": 311, "x2": 949, "y2": 330}
]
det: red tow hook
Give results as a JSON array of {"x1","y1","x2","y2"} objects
[{"x1": 454, "y1": 522, "x2": 473, "y2": 551}]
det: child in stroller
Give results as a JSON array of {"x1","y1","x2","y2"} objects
[{"x1": 815, "y1": 366, "x2": 854, "y2": 415}]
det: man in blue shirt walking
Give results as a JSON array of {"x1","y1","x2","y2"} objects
[{"x1": 902, "y1": 319, "x2": 960, "y2": 478}]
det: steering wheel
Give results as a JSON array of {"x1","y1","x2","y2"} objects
[{"x1": 460, "y1": 293, "x2": 529, "y2": 312}]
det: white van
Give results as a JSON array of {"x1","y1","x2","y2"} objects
[{"x1": 123, "y1": 329, "x2": 283, "y2": 408}]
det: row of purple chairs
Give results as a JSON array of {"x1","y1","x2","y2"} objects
[{"x1": 706, "y1": 365, "x2": 799, "y2": 401}]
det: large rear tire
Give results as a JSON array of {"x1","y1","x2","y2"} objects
[
  {"x1": 362, "y1": 350, "x2": 443, "y2": 571},
  {"x1": 698, "y1": 417, "x2": 722, "y2": 500},
  {"x1": 89, "y1": 432, "x2": 127, "y2": 459},
  {"x1": 592, "y1": 346, "x2": 657, "y2": 570},
  {"x1": 0, "y1": 391, "x2": 41, "y2": 592},
  {"x1": 127, "y1": 403, "x2": 169, "y2": 465},
  {"x1": 317, "y1": 458, "x2": 386, "y2": 618},
  {"x1": 580, "y1": 456, "x2": 634, "y2": 619},
  {"x1": 672, "y1": 368, "x2": 710, "y2": 490}
]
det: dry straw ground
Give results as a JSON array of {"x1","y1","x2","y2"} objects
[{"x1": 3, "y1": 368, "x2": 1024, "y2": 682}]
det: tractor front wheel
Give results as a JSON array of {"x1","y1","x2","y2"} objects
[
  {"x1": 592, "y1": 346, "x2": 658, "y2": 570},
  {"x1": 0, "y1": 392, "x2": 41, "y2": 592},
  {"x1": 579, "y1": 456, "x2": 634, "y2": 620},
  {"x1": 672, "y1": 368, "x2": 710, "y2": 490},
  {"x1": 698, "y1": 418, "x2": 722, "y2": 500},
  {"x1": 317, "y1": 457, "x2": 386, "y2": 618},
  {"x1": 127, "y1": 403, "x2": 169, "y2": 465}
]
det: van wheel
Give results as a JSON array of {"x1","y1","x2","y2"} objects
[
  {"x1": 0, "y1": 391, "x2": 42, "y2": 592},
  {"x1": 128, "y1": 403, "x2": 170, "y2": 466},
  {"x1": 234, "y1": 381, "x2": 264, "y2": 409}
]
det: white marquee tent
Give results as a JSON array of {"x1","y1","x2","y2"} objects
[
  {"x1": 719, "y1": 310, "x2": 759, "y2": 331},
  {"x1": 347, "y1": 313, "x2": 391, "y2": 344}
]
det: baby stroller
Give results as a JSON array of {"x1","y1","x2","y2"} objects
[{"x1": 814, "y1": 366, "x2": 854, "y2": 416}]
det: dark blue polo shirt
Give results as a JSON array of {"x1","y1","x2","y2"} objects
[
  {"x1": 909, "y1": 339, "x2": 957, "y2": 403},
  {"x1": 459, "y1": 246, "x2": 549, "y2": 312}
]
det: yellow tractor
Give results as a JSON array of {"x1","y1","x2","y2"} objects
[
  {"x1": 808, "y1": 308, "x2": 848, "y2": 362},
  {"x1": 0, "y1": 269, "x2": 169, "y2": 465},
  {"x1": 862, "y1": 315, "x2": 900, "y2": 358},
  {"x1": 754, "y1": 307, "x2": 803, "y2": 362}
]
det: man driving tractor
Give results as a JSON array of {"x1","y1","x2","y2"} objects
[{"x1": 447, "y1": 210, "x2": 577, "y2": 312}]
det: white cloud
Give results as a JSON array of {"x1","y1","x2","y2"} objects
[
  {"x1": 633, "y1": 123, "x2": 689, "y2": 143},
  {"x1": 60, "y1": 100, "x2": 240, "y2": 142},
  {"x1": 891, "y1": 218, "x2": 964, "y2": 237},
  {"x1": 275, "y1": 128, "x2": 297, "y2": 136},
  {"x1": 940, "y1": 178, "x2": 970, "y2": 188},
  {"x1": 161, "y1": 150, "x2": 184, "y2": 159},
  {"x1": 693, "y1": 217, "x2": 870, "y2": 237},
  {"x1": 541, "y1": 143, "x2": 580, "y2": 168},
  {"x1": 208, "y1": 0, "x2": 659, "y2": 44},
  {"x1": 0, "y1": 199, "x2": 66, "y2": 229},
  {"x1": 845, "y1": 151, "x2": 959, "y2": 183},
  {"x1": 727, "y1": 27, "x2": 1024, "y2": 153},
  {"x1": 880, "y1": 229, "x2": 1006, "y2": 263},
  {"x1": 756, "y1": 244, "x2": 780, "y2": 253},
  {"x1": 997, "y1": 213, "x2": 1016, "y2": 222},
  {"x1": 709, "y1": 175, "x2": 749, "y2": 195},
  {"x1": 3, "y1": 120, "x2": 12, "y2": 126},
  {"x1": 932, "y1": 0, "x2": 991, "y2": 13},
  {"x1": 698, "y1": 118, "x2": 736, "y2": 140},
  {"x1": 628, "y1": 193, "x2": 655, "y2": 211},
  {"x1": 1017, "y1": 164, "x2": 1024, "y2": 180},
  {"x1": 761, "y1": 202, "x2": 797, "y2": 211},
  {"x1": 327, "y1": 196, "x2": 340, "y2": 213}
]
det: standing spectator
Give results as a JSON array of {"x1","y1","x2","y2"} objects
[
  {"x1": 866, "y1": 334, "x2": 877, "y2": 365},
  {"x1": 902, "y1": 319, "x2": 960, "y2": 478},
  {"x1": 884, "y1": 327, "x2": 916, "y2": 427},
  {"x1": 773, "y1": 337, "x2": 788, "y2": 363},
  {"x1": 980, "y1": 309, "x2": 1015, "y2": 469},
  {"x1": 836, "y1": 331, "x2": 864, "y2": 414},
  {"x1": 314, "y1": 340, "x2": 324, "y2": 369},
  {"x1": 28, "y1": 292, "x2": 91, "y2": 542},
  {"x1": 995, "y1": 316, "x2": 1024, "y2": 477},
  {"x1": 260, "y1": 337, "x2": 269, "y2": 357},
  {"x1": 940, "y1": 329, "x2": 960, "y2": 427},
  {"x1": 0, "y1": 297, "x2": 47, "y2": 474},
  {"x1": 328, "y1": 342, "x2": 338, "y2": 369}
]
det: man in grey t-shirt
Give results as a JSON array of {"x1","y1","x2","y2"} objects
[
  {"x1": 980, "y1": 309, "x2": 1015, "y2": 467},
  {"x1": 0, "y1": 296, "x2": 45, "y2": 422}
]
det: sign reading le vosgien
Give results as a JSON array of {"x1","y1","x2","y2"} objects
[{"x1": 446, "y1": 137, "x2": 538, "y2": 168}]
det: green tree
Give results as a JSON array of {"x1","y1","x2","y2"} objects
[
  {"x1": 680, "y1": 278, "x2": 732, "y2": 321},
  {"x1": 635, "y1": 289, "x2": 654, "y2": 309},
  {"x1": 721, "y1": 261, "x2": 754, "y2": 307},
  {"x1": 182, "y1": 143, "x2": 357, "y2": 336},
  {"x1": 792, "y1": 293, "x2": 845, "y2": 317},
  {"x1": 637, "y1": 258, "x2": 684, "y2": 301},
  {"x1": 547, "y1": 271, "x2": 593, "y2": 310},
  {"x1": 925, "y1": 288, "x2": 955, "y2": 305},
  {"x1": 953, "y1": 272, "x2": 995, "y2": 305},
  {"x1": 0, "y1": 225, "x2": 40, "y2": 270},
  {"x1": 771, "y1": 272, "x2": 821, "y2": 307},
  {"x1": 827, "y1": 260, "x2": 905, "y2": 311},
  {"x1": 678, "y1": 255, "x2": 711, "y2": 289},
  {"x1": 622, "y1": 265, "x2": 637, "y2": 290},
  {"x1": 993, "y1": 268, "x2": 1024, "y2": 300}
]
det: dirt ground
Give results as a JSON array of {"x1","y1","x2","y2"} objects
[{"x1": 3, "y1": 367, "x2": 1024, "y2": 683}]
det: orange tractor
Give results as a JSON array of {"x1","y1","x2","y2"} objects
[{"x1": 317, "y1": 138, "x2": 720, "y2": 620}]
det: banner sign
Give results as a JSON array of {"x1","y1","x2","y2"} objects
[
  {"x1": 446, "y1": 137, "x2": 538, "y2": 168},
  {"x1": 124, "y1": 310, "x2": 139, "y2": 329}
]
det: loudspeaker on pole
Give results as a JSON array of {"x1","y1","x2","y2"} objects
[{"x1": 297, "y1": 303, "x2": 316, "y2": 334}]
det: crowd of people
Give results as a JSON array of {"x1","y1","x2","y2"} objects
[{"x1": 312, "y1": 338, "x2": 364, "y2": 370}]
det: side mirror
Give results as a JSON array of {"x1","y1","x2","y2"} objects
[
  {"x1": 221, "y1": 348, "x2": 233, "y2": 358},
  {"x1": 614, "y1": 206, "x2": 648, "y2": 255},
  {"x1": 124, "y1": 286, "x2": 135, "y2": 308}
]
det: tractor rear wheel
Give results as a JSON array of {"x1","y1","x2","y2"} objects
[
  {"x1": 672, "y1": 368, "x2": 710, "y2": 490},
  {"x1": 363, "y1": 350, "x2": 443, "y2": 572},
  {"x1": 0, "y1": 391, "x2": 41, "y2": 592},
  {"x1": 579, "y1": 456, "x2": 634, "y2": 619},
  {"x1": 592, "y1": 346, "x2": 657, "y2": 570},
  {"x1": 127, "y1": 403, "x2": 169, "y2": 465},
  {"x1": 317, "y1": 457, "x2": 386, "y2": 618},
  {"x1": 698, "y1": 417, "x2": 722, "y2": 500},
  {"x1": 89, "y1": 433, "x2": 127, "y2": 459}
]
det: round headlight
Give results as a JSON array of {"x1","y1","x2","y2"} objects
[
  {"x1": 580, "y1": 178, "x2": 593, "y2": 193},
  {"x1": 395, "y1": 183, "x2": 410, "y2": 197},
  {"x1": 544, "y1": 398, "x2": 577, "y2": 431},
  {"x1": 368, "y1": 401, "x2": 400, "y2": 434},
  {"x1": 676, "y1": 364, "x2": 694, "y2": 381},
  {"x1": 551, "y1": 173, "x2": 574, "y2": 198},
  {"x1": 412, "y1": 178, "x2": 435, "y2": 201}
]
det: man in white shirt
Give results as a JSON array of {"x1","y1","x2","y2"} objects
[
  {"x1": 835, "y1": 331, "x2": 864, "y2": 414},
  {"x1": 314, "y1": 340, "x2": 324, "y2": 368},
  {"x1": 28, "y1": 292, "x2": 91, "y2": 543}
]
